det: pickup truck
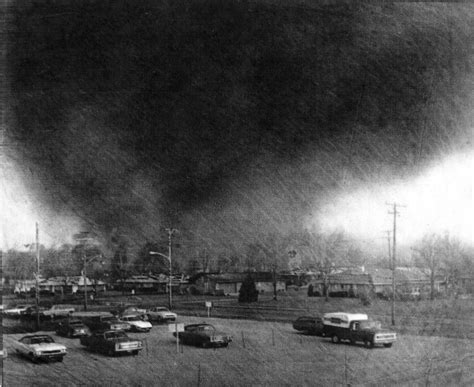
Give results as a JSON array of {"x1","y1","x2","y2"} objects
[
  {"x1": 322, "y1": 312, "x2": 396, "y2": 348},
  {"x1": 42, "y1": 305, "x2": 75, "y2": 318}
]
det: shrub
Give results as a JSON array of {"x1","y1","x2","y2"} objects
[{"x1": 238, "y1": 274, "x2": 259, "y2": 303}]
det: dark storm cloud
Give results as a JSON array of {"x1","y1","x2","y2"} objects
[{"x1": 7, "y1": 1, "x2": 474, "y2": 248}]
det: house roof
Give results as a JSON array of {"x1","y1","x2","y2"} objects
[
  {"x1": 190, "y1": 272, "x2": 284, "y2": 284},
  {"x1": 368, "y1": 268, "x2": 430, "y2": 284}
]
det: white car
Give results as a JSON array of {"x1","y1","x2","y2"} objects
[
  {"x1": 147, "y1": 307, "x2": 177, "y2": 323},
  {"x1": 12, "y1": 334, "x2": 67, "y2": 362},
  {"x1": 120, "y1": 315, "x2": 152, "y2": 332},
  {"x1": 3, "y1": 304, "x2": 33, "y2": 317}
]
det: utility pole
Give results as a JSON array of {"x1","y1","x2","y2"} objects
[
  {"x1": 150, "y1": 228, "x2": 178, "y2": 310},
  {"x1": 35, "y1": 222, "x2": 40, "y2": 331},
  {"x1": 83, "y1": 252, "x2": 88, "y2": 311},
  {"x1": 386, "y1": 230, "x2": 392, "y2": 265},
  {"x1": 166, "y1": 228, "x2": 178, "y2": 310},
  {"x1": 386, "y1": 202, "x2": 405, "y2": 326}
]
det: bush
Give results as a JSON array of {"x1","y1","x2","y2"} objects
[{"x1": 238, "y1": 274, "x2": 259, "y2": 303}]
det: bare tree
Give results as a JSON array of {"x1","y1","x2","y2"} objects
[
  {"x1": 299, "y1": 230, "x2": 347, "y2": 301},
  {"x1": 437, "y1": 233, "x2": 464, "y2": 295},
  {"x1": 412, "y1": 233, "x2": 442, "y2": 300}
]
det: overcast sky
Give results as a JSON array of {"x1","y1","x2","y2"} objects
[{"x1": 2, "y1": 2, "x2": 473, "y2": 255}]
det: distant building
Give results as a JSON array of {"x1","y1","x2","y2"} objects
[
  {"x1": 308, "y1": 267, "x2": 444, "y2": 299},
  {"x1": 189, "y1": 272, "x2": 286, "y2": 296},
  {"x1": 116, "y1": 275, "x2": 188, "y2": 294}
]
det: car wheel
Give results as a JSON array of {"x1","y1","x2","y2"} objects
[
  {"x1": 331, "y1": 335, "x2": 340, "y2": 344},
  {"x1": 223, "y1": 343, "x2": 229, "y2": 348},
  {"x1": 67, "y1": 331, "x2": 72, "y2": 338},
  {"x1": 383, "y1": 343, "x2": 393, "y2": 348},
  {"x1": 365, "y1": 340, "x2": 374, "y2": 349},
  {"x1": 132, "y1": 350, "x2": 139, "y2": 356},
  {"x1": 107, "y1": 348, "x2": 115, "y2": 357},
  {"x1": 202, "y1": 341, "x2": 209, "y2": 348},
  {"x1": 29, "y1": 353, "x2": 38, "y2": 363},
  {"x1": 57, "y1": 356, "x2": 64, "y2": 362}
]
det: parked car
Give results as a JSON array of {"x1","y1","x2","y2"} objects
[
  {"x1": 3, "y1": 304, "x2": 33, "y2": 318},
  {"x1": 120, "y1": 315, "x2": 152, "y2": 332},
  {"x1": 322, "y1": 312, "x2": 397, "y2": 348},
  {"x1": 111, "y1": 306, "x2": 147, "y2": 317},
  {"x1": 12, "y1": 334, "x2": 67, "y2": 362},
  {"x1": 83, "y1": 315, "x2": 131, "y2": 332},
  {"x1": 56, "y1": 319, "x2": 90, "y2": 338},
  {"x1": 20, "y1": 306, "x2": 49, "y2": 320},
  {"x1": 174, "y1": 323, "x2": 232, "y2": 348},
  {"x1": 292, "y1": 316, "x2": 324, "y2": 336},
  {"x1": 80, "y1": 330, "x2": 143, "y2": 356},
  {"x1": 43, "y1": 305, "x2": 75, "y2": 319},
  {"x1": 147, "y1": 307, "x2": 177, "y2": 323}
]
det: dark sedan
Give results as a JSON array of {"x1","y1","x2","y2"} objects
[
  {"x1": 292, "y1": 316, "x2": 324, "y2": 336},
  {"x1": 174, "y1": 323, "x2": 232, "y2": 348},
  {"x1": 80, "y1": 330, "x2": 143, "y2": 356},
  {"x1": 56, "y1": 319, "x2": 90, "y2": 338}
]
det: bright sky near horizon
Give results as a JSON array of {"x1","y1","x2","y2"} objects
[{"x1": 314, "y1": 151, "x2": 473, "y2": 248}]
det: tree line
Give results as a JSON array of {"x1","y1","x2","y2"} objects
[{"x1": 3, "y1": 230, "x2": 473, "y2": 297}]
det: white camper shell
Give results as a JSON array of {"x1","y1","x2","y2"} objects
[{"x1": 323, "y1": 313, "x2": 368, "y2": 328}]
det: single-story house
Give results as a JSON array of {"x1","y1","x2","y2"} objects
[
  {"x1": 190, "y1": 272, "x2": 286, "y2": 296},
  {"x1": 369, "y1": 267, "x2": 443, "y2": 298},
  {"x1": 309, "y1": 270, "x2": 372, "y2": 297},
  {"x1": 117, "y1": 275, "x2": 188, "y2": 294},
  {"x1": 308, "y1": 267, "x2": 444, "y2": 299}
]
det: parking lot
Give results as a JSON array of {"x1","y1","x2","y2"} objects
[{"x1": 3, "y1": 316, "x2": 474, "y2": 386}]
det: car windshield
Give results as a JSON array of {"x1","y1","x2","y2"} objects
[
  {"x1": 124, "y1": 317, "x2": 140, "y2": 322},
  {"x1": 155, "y1": 307, "x2": 168, "y2": 312},
  {"x1": 28, "y1": 336, "x2": 54, "y2": 344},
  {"x1": 200, "y1": 325, "x2": 214, "y2": 331},
  {"x1": 105, "y1": 331, "x2": 127, "y2": 339}
]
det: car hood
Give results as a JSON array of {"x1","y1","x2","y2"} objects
[
  {"x1": 199, "y1": 330, "x2": 230, "y2": 338},
  {"x1": 130, "y1": 321, "x2": 152, "y2": 328},
  {"x1": 361, "y1": 328, "x2": 396, "y2": 334},
  {"x1": 29, "y1": 343, "x2": 66, "y2": 352},
  {"x1": 154, "y1": 311, "x2": 177, "y2": 316},
  {"x1": 107, "y1": 337, "x2": 140, "y2": 343}
]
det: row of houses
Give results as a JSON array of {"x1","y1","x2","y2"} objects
[
  {"x1": 8, "y1": 267, "x2": 474, "y2": 298},
  {"x1": 12, "y1": 276, "x2": 107, "y2": 295}
]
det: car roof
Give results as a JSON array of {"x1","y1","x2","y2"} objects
[
  {"x1": 186, "y1": 323, "x2": 213, "y2": 328},
  {"x1": 20, "y1": 334, "x2": 53, "y2": 339}
]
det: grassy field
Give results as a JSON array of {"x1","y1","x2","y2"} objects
[{"x1": 3, "y1": 316, "x2": 474, "y2": 387}]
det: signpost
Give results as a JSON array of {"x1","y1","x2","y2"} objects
[
  {"x1": 205, "y1": 301, "x2": 212, "y2": 317},
  {"x1": 168, "y1": 323, "x2": 185, "y2": 353}
]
